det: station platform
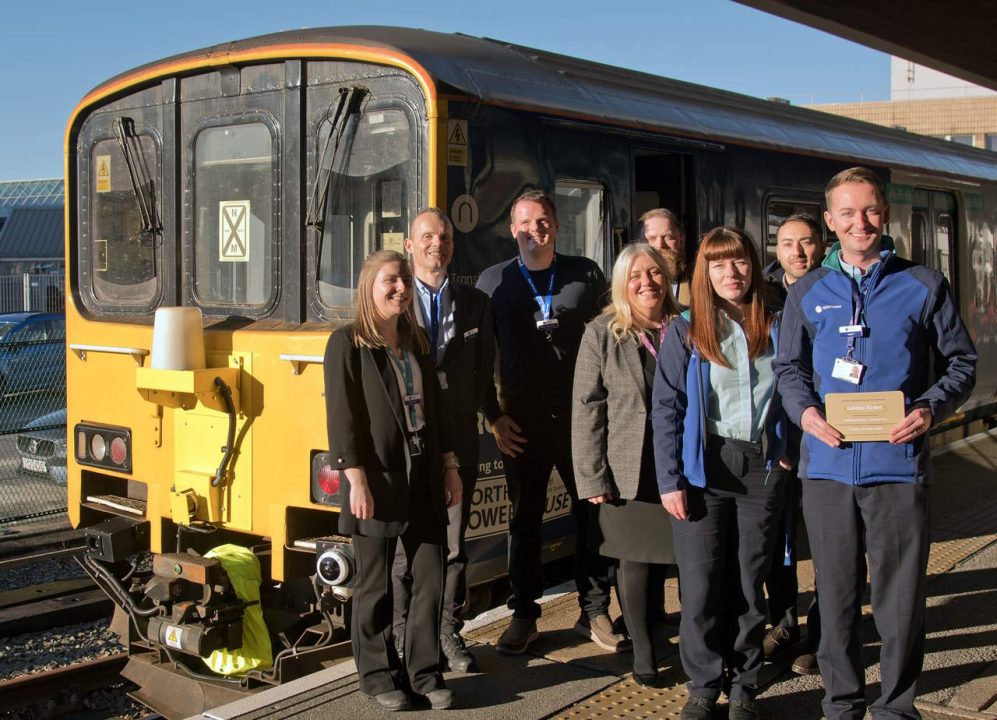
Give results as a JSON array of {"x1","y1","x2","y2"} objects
[{"x1": 188, "y1": 431, "x2": 997, "y2": 720}]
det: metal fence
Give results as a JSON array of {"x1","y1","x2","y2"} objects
[
  {"x1": 0, "y1": 275, "x2": 68, "y2": 524},
  {"x1": 0, "y1": 274, "x2": 65, "y2": 313}
]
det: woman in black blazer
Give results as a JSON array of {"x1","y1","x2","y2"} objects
[{"x1": 324, "y1": 250, "x2": 462, "y2": 712}]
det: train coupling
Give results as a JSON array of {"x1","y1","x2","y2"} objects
[{"x1": 141, "y1": 553, "x2": 252, "y2": 658}]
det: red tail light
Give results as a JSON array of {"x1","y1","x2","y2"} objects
[{"x1": 317, "y1": 464, "x2": 340, "y2": 496}]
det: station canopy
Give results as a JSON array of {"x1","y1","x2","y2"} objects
[
  {"x1": 735, "y1": 0, "x2": 997, "y2": 91},
  {"x1": 0, "y1": 179, "x2": 64, "y2": 218}
]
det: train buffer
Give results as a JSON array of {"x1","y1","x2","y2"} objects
[{"x1": 188, "y1": 432, "x2": 997, "y2": 720}]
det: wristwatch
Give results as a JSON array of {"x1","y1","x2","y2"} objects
[{"x1": 442, "y1": 455, "x2": 461, "y2": 470}]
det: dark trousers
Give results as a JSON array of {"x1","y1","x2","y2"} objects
[
  {"x1": 802, "y1": 479, "x2": 929, "y2": 720},
  {"x1": 352, "y1": 532, "x2": 446, "y2": 696},
  {"x1": 504, "y1": 415, "x2": 612, "y2": 620},
  {"x1": 670, "y1": 438, "x2": 786, "y2": 702},
  {"x1": 765, "y1": 470, "x2": 821, "y2": 643},
  {"x1": 392, "y1": 461, "x2": 478, "y2": 639}
]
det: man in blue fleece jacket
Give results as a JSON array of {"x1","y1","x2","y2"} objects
[{"x1": 774, "y1": 167, "x2": 976, "y2": 720}]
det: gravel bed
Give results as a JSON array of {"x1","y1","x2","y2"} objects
[{"x1": 0, "y1": 553, "x2": 156, "y2": 719}]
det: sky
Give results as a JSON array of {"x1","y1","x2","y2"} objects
[{"x1": 0, "y1": 0, "x2": 891, "y2": 181}]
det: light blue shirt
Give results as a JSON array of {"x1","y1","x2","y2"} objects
[
  {"x1": 705, "y1": 314, "x2": 777, "y2": 443},
  {"x1": 414, "y1": 275, "x2": 455, "y2": 366}
]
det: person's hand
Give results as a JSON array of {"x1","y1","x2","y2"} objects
[
  {"x1": 490, "y1": 414, "x2": 527, "y2": 457},
  {"x1": 444, "y1": 467, "x2": 462, "y2": 508},
  {"x1": 660, "y1": 489, "x2": 688, "y2": 520},
  {"x1": 801, "y1": 406, "x2": 843, "y2": 448},
  {"x1": 586, "y1": 493, "x2": 611, "y2": 505},
  {"x1": 350, "y1": 477, "x2": 374, "y2": 520},
  {"x1": 890, "y1": 406, "x2": 933, "y2": 445}
]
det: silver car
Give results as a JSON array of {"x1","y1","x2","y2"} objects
[{"x1": 16, "y1": 409, "x2": 67, "y2": 485}]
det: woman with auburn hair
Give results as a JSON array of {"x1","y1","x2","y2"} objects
[
  {"x1": 573, "y1": 244, "x2": 681, "y2": 686},
  {"x1": 652, "y1": 228, "x2": 792, "y2": 720},
  {"x1": 324, "y1": 250, "x2": 462, "y2": 712}
]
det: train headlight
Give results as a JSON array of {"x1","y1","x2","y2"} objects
[
  {"x1": 75, "y1": 423, "x2": 132, "y2": 473},
  {"x1": 315, "y1": 540, "x2": 354, "y2": 589},
  {"x1": 311, "y1": 452, "x2": 342, "y2": 506}
]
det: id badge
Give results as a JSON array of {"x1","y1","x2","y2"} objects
[
  {"x1": 403, "y1": 393, "x2": 422, "y2": 407},
  {"x1": 839, "y1": 324, "x2": 866, "y2": 338},
  {"x1": 536, "y1": 318, "x2": 559, "y2": 332},
  {"x1": 832, "y1": 357, "x2": 865, "y2": 385},
  {"x1": 437, "y1": 371, "x2": 448, "y2": 390},
  {"x1": 408, "y1": 433, "x2": 423, "y2": 457}
]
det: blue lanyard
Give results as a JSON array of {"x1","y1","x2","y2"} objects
[
  {"x1": 845, "y1": 277, "x2": 868, "y2": 360},
  {"x1": 516, "y1": 257, "x2": 557, "y2": 320},
  {"x1": 428, "y1": 291, "x2": 441, "y2": 364},
  {"x1": 386, "y1": 347, "x2": 418, "y2": 428}
]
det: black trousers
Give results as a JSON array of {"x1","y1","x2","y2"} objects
[
  {"x1": 670, "y1": 437, "x2": 786, "y2": 702},
  {"x1": 392, "y1": 460, "x2": 478, "y2": 639},
  {"x1": 802, "y1": 479, "x2": 929, "y2": 720},
  {"x1": 504, "y1": 415, "x2": 612, "y2": 620},
  {"x1": 352, "y1": 531, "x2": 446, "y2": 697}
]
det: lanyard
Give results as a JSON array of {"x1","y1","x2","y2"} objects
[
  {"x1": 428, "y1": 291, "x2": 441, "y2": 364},
  {"x1": 516, "y1": 257, "x2": 557, "y2": 320},
  {"x1": 845, "y1": 276, "x2": 871, "y2": 360},
  {"x1": 386, "y1": 347, "x2": 418, "y2": 428},
  {"x1": 637, "y1": 319, "x2": 668, "y2": 361}
]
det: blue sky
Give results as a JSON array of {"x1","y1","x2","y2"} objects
[{"x1": 0, "y1": 0, "x2": 889, "y2": 181}]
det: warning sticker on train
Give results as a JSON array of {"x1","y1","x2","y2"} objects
[
  {"x1": 164, "y1": 624, "x2": 184, "y2": 650},
  {"x1": 96, "y1": 155, "x2": 111, "y2": 193},
  {"x1": 219, "y1": 200, "x2": 251, "y2": 262},
  {"x1": 447, "y1": 119, "x2": 468, "y2": 166}
]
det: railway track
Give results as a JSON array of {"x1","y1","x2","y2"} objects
[{"x1": 0, "y1": 652, "x2": 128, "y2": 715}]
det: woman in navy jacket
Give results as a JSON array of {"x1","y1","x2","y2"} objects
[
  {"x1": 324, "y1": 250, "x2": 462, "y2": 712},
  {"x1": 652, "y1": 227, "x2": 791, "y2": 720}
]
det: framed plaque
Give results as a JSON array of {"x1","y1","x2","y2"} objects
[{"x1": 824, "y1": 391, "x2": 905, "y2": 442}]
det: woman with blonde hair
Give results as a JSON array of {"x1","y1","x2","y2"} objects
[
  {"x1": 573, "y1": 243, "x2": 681, "y2": 686},
  {"x1": 652, "y1": 228, "x2": 791, "y2": 720},
  {"x1": 324, "y1": 250, "x2": 461, "y2": 711}
]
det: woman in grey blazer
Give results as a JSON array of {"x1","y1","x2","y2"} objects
[{"x1": 573, "y1": 243, "x2": 680, "y2": 686}]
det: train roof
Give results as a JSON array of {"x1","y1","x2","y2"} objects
[{"x1": 91, "y1": 26, "x2": 997, "y2": 185}]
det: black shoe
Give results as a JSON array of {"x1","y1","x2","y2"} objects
[
  {"x1": 728, "y1": 698, "x2": 759, "y2": 720},
  {"x1": 680, "y1": 696, "x2": 716, "y2": 720},
  {"x1": 442, "y1": 631, "x2": 477, "y2": 672},
  {"x1": 497, "y1": 617, "x2": 539, "y2": 655},
  {"x1": 763, "y1": 624, "x2": 800, "y2": 660},
  {"x1": 632, "y1": 671, "x2": 660, "y2": 688},
  {"x1": 371, "y1": 689, "x2": 410, "y2": 711},
  {"x1": 424, "y1": 687, "x2": 455, "y2": 710}
]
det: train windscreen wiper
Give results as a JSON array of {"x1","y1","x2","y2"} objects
[
  {"x1": 112, "y1": 117, "x2": 159, "y2": 237},
  {"x1": 305, "y1": 86, "x2": 368, "y2": 232}
]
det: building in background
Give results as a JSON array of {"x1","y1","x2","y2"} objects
[
  {"x1": 0, "y1": 180, "x2": 65, "y2": 311},
  {"x1": 806, "y1": 59, "x2": 997, "y2": 151}
]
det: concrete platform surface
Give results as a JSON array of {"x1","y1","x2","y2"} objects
[{"x1": 190, "y1": 431, "x2": 997, "y2": 720}]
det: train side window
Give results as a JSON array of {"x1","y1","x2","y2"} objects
[
  {"x1": 191, "y1": 121, "x2": 277, "y2": 309},
  {"x1": 554, "y1": 180, "x2": 606, "y2": 273},
  {"x1": 764, "y1": 198, "x2": 823, "y2": 260},
  {"x1": 935, "y1": 213, "x2": 954, "y2": 285},
  {"x1": 314, "y1": 102, "x2": 416, "y2": 309},
  {"x1": 86, "y1": 127, "x2": 161, "y2": 306},
  {"x1": 911, "y1": 211, "x2": 927, "y2": 266}
]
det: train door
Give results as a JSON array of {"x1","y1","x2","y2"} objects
[
  {"x1": 633, "y1": 151, "x2": 691, "y2": 251},
  {"x1": 911, "y1": 188, "x2": 958, "y2": 293}
]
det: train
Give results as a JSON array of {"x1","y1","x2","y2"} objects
[{"x1": 63, "y1": 26, "x2": 997, "y2": 718}]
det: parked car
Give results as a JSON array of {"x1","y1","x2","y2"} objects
[
  {"x1": 16, "y1": 409, "x2": 67, "y2": 485},
  {"x1": 0, "y1": 312, "x2": 66, "y2": 397}
]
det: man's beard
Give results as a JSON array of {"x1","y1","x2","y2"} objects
[{"x1": 660, "y1": 247, "x2": 687, "y2": 281}]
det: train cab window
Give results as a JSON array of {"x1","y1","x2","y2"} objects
[
  {"x1": 86, "y1": 124, "x2": 161, "y2": 306},
  {"x1": 192, "y1": 121, "x2": 276, "y2": 310},
  {"x1": 554, "y1": 180, "x2": 606, "y2": 272},
  {"x1": 764, "y1": 198, "x2": 823, "y2": 260},
  {"x1": 314, "y1": 100, "x2": 417, "y2": 309}
]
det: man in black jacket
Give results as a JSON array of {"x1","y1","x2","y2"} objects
[
  {"x1": 761, "y1": 214, "x2": 825, "y2": 674},
  {"x1": 392, "y1": 208, "x2": 496, "y2": 673},
  {"x1": 476, "y1": 190, "x2": 621, "y2": 655}
]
